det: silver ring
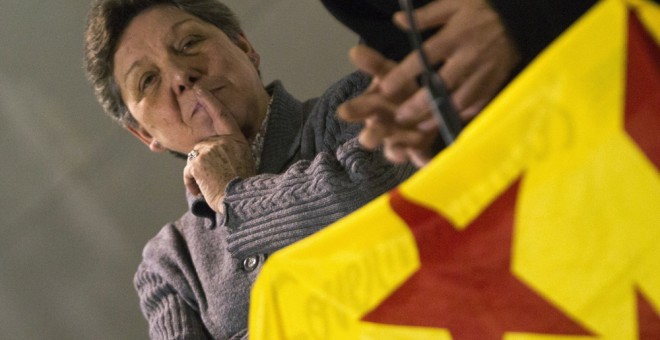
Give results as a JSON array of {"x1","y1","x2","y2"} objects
[{"x1": 187, "y1": 150, "x2": 199, "y2": 161}]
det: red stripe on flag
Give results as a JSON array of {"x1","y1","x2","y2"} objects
[
  {"x1": 362, "y1": 181, "x2": 591, "y2": 339},
  {"x1": 624, "y1": 10, "x2": 660, "y2": 169}
]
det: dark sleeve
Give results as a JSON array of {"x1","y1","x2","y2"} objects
[
  {"x1": 320, "y1": 0, "x2": 433, "y2": 61},
  {"x1": 488, "y1": 0, "x2": 598, "y2": 66},
  {"x1": 321, "y1": 0, "x2": 598, "y2": 67},
  {"x1": 220, "y1": 73, "x2": 416, "y2": 260}
]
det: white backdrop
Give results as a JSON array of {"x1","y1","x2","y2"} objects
[{"x1": 0, "y1": 1, "x2": 356, "y2": 338}]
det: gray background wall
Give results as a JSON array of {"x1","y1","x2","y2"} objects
[{"x1": 0, "y1": 1, "x2": 357, "y2": 339}]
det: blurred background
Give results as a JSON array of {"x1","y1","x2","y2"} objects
[{"x1": 0, "y1": 1, "x2": 356, "y2": 338}]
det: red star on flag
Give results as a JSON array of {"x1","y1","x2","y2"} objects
[
  {"x1": 638, "y1": 289, "x2": 660, "y2": 340},
  {"x1": 624, "y1": 10, "x2": 660, "y2": 169},
  {"x1": 627, "y1": 13, "x2": 660, "y2": 338},
  {"x1": 362, "y1": 182, "x2": 592, "y2": 339},
  {"x1": 248, "y1": 3, "x2": 660, "y2": 339}
]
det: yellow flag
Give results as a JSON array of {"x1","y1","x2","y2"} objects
[{"x1": 250, "y1": 0, "x2": 660, "y2": 338}]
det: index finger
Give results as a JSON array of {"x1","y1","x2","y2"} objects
[{"x1": 194, "y1": 85, "x2": 242, "y2": 136}]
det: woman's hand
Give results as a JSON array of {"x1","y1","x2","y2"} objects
[{"x1": 183, "y1": 87, "x2": 256, "y2": 213}]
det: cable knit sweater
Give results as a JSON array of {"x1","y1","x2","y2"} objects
[{"x1": 134, "y1": 72, "x2": 416, "y2": 339}]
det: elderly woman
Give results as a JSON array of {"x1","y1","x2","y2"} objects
[{"x1": 84, "y1": 0, "x2": 414, "y2": 338}]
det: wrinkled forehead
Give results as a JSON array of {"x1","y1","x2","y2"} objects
[
  {"x1": 112, "y1": 6, "x2": 203, "y2": 80},
  {"x1": 116, "y1": 5, "x2": 197, "y2": 52}
]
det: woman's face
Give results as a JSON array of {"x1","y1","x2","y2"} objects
[{"x1": 113, "y1": 5, "x2": 268, "y2": 154}]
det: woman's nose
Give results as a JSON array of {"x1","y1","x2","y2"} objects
[
  {"x1": 172, "y1": 67, "x2": 202, "y2": 94},
  {"x1": 177, "y1": 75, "x2": 198, "y2": 93}
]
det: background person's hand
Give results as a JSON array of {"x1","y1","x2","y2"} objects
[
  {"x1": 183, "y1": 87, "x2": 256, "y2": 213},
  {"x1": 384, "y1": 0, "x2": 521, "y2": 120},
  {"x1": 340, "y1": 0, "x2": 521, "y2": 167},
  {"x1": 338, "y1": 45, "x2": 439, "y2": 168}
]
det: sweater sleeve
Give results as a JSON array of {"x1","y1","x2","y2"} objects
[
  {"x1": 134, "y1": 269, "x2": 212, "y2": 340},
  {"x1": 221, "y1": 72, "x2": 416, "y2": 260},
  {"x1": 223, "y1": 139, "x2": 414, "y2": 259}
]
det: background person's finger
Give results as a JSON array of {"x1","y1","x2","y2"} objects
[
  {"x1": 348, "y1": 45, "x2": 397, "y2": 79},
  {"x1": 337, "y1": 92, "x2": 398, "y2": 122},
  {"x1": 393, "y1": 0, "x2": 460, "y2": 30},
  {"x1": 379, "y1": 29, "x2": 455, "y2": 99},
  {"x1": 383, "y1": 138, "x2": 409, "y2": 164},
  {"x1": 358, "y1": 116, "x2": 393, "y2": 150},
  {"x1": 395, "y1": 88, "x2": 435, "y2": 125},
  {"x1": 450, "y1": 60, "x2": 500, "y2": 117}
]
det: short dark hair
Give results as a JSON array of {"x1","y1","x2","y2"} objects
[{"x1": 84, "y1": 0, "x2": 242, "y2": 128}]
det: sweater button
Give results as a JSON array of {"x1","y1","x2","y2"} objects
[{"x1": 243, "y1": 256, "x2": 259, "y2": 272}]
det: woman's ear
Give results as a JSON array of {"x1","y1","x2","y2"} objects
[
  {"x1": 248, "y1": 52, "x2": 260, "y2": 68},
  {"x1": 236, "y1": 32, "x2": 260, "y2": 68},
  {"x1": 126, "y1": 125, "x2": 166, "y2": 153}
]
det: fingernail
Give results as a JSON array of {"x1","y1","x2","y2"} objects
[
  {"x1": 418, "y1": 119, "x2": 438, "y2": 131},
  {"x1": 395, "y1": 109, "x2": 413, "y2": 123}
]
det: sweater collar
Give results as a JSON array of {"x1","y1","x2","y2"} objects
[{"x1": 258, "y1": 80, "x2": 306, "y2": 174}]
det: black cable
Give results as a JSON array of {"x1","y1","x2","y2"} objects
[{"x1": 398, "y1": 0, "x2": 463, "y2": 146}]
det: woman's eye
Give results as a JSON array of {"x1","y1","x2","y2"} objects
[
  {"x1": 140, "y1": 73, "x2": 156, "y2": 92},
  {"x1": 180, "y1": 36, "x2": 202, "y2": 53}
]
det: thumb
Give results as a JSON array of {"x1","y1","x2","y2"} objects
[{"x1": 194, "y1": 86, "x2": 242, "y2": 136}]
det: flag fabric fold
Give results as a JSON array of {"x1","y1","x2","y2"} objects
[{"x1": 250, "y1": 0, "x2": 660, "y2": 338}]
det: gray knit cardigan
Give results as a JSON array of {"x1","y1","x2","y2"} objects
[{"x1": 134, "y1": 72, "x2": 416, "y2": 339}]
